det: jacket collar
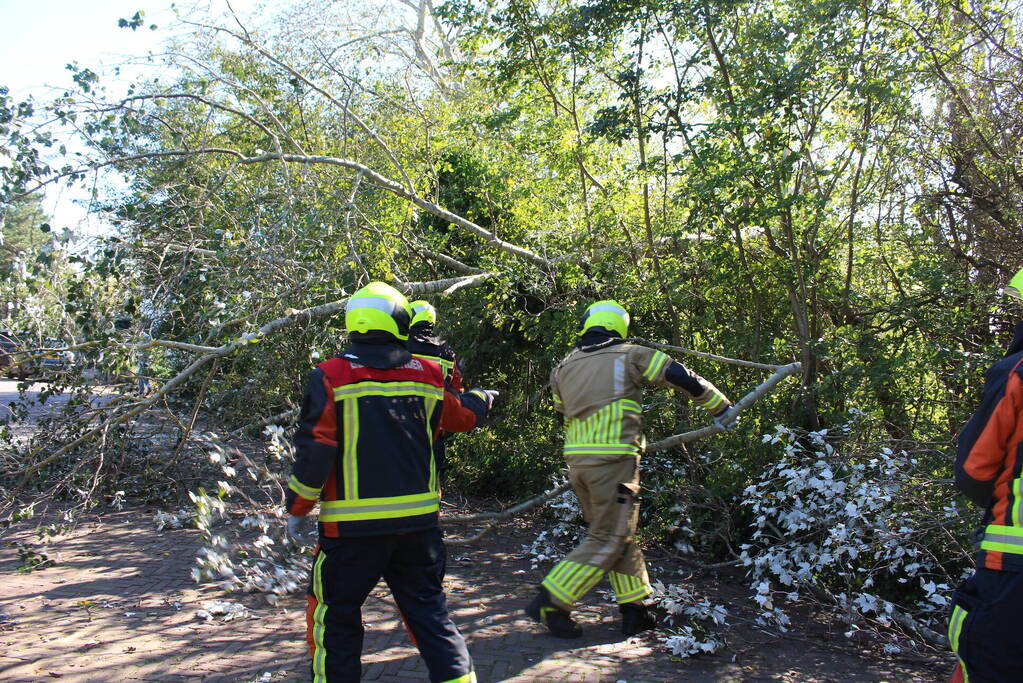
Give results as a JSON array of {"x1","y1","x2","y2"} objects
[
  {"x1": 577, "y1": 329, "x2": 626, "y2": 352},
  {"x1": 341, "y1": 341, "x2": 411, "y2": 369}
]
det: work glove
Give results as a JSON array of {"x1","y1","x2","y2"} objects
[
  {"x1": 286, "y1": 514, "x2": 315, "y2": 545},
  {"x1": 712, "y1": 405, "x2": 740, "y2": 431},
  {"x1": 469, "y1": 389, "x2": 500, "y2": 410}
]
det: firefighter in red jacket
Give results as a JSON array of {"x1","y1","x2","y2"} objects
[
  {"x1": 407, "y1": 300, "x2": 464, "y2": 480},
  {"x1": 285, "y1": 281, "x2": 496, "y2": 683},
  {"x1": 949, "y1": 267, "x2": 1023, "y2": 682},
  {"x1": 407, "y1": 300, "x2": 464, "y2": 392}
]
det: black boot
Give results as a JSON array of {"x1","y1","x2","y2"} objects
[
  {"x1": 525, "y1": 587, "x2": 582, "y2": 638},
  {"x1": 620, "y1": 601, "x2": 657, "y2": 636}
]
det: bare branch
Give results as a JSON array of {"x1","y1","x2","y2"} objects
[{"x1": 624, "y1": 338, "x2": 789, "y2": 370}]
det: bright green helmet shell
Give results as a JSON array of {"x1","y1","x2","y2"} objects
[
  {"x1": 580, "y1": 300, "x2": 630, "y2": 338},
  {"x1": 1008, "y1": 268, "x2": 1023, "y2": 301},
  {"x1": 345, "y1": 281, "x2": 413, "y2": 341},
  {"x1": 409, "y1": 300, "x2": 437, "y2": 327}
]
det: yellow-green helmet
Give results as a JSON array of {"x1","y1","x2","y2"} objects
[
  {"x1": 580, "y1": 300, "x2": 630, "y2": 338},
  {"x1": 345, "y1": 281, "x2": 413, "y2": 341},
  {"x1": 1008, "y1": 268, "x2": 1023, "y2": 301},
  {"x1": 409, "y1": 300, "x2": 437, "y2": 327}
]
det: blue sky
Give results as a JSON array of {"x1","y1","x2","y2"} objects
[
  {"x1": 0, "y1": 0, "x2": 282, "y2": 236},
  {"x1": 0, "y1": 0, "x2": 189, "y2": 100}
]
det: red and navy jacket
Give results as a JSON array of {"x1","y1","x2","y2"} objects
[
  {"x1": 407, "y1": 328, "x2": 464, "y2": 393},
  {"x1": 285, "y1": 341, "x2": 488, "y2": 537},
  {"x1": 956, "y1": 322, "x2": 1023, "y2": 571}
]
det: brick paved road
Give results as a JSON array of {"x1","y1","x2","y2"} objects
[{"x1": 0, "y1": 508, "x2": 944, "y2": 682}]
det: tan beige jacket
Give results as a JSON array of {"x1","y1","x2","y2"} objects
[{"x1": 550, "y1": 342, "x2": 729, "y2": 464}]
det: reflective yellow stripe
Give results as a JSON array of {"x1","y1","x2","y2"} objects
[
  {"x1": 311, "y1": 552, "x2": 328, "y2": 682},
  {"x1": 426, "y1": 397, "x2": 438, "y2": 491},
  {"x1": 948, "y1": 603, "x2": 970, "y2": 681},
  {"x1": 643, "y1": 351, "x2": 669, "y2": 380},
  {"x1": 573, "y1": 567, "x2": 604, "y2": 599},
  {"x1": 414, "y1": 354, "x2": 454, "y2": 379},
  {"x1": 542, "y1": 576, "x2": 575, "y2": 606},
  {"x1": 319, "y1": 492, "x2": 440, "y2": 522},
  {"x1": 333, "y1": 381, "x2": 444, "y2": 401},
  {"x1": 439, "y1": 671, "x2": 477, "y2": 683},
  {"x1": 543, "y1": 560, "x2": 579, "y2": 605},
  {"x1": 342, "y1": 398, "x2": 359, "y2": 499},
  {"x1": 564, "y1": 444, "x2": 639, "y2": 455},
  {"x1": 700, "y1": 392, "x2": 725, "y2": 412},
  {"x1": 288, "y1": 475, "x2": 321, "y2": 500},
  {"x1": 543, "y1": 560, "x2": 603, "y2": 607},
  {"x1": 981, "y1": 524, "x2": 1023, "y2": 555},
  {"x1": 610, "y1": 570, "x2": 652, "y2": 603},
  {"x1": 1015, "y1": 479, "x2": 1023, "y2": 527},
  {"x1": 564, "y1": 399, "x2": 641, "y2": 451}
]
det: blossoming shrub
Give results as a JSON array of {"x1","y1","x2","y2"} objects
[
  {"x1": 652, "y1": 580, "x2": 728, "y2": 656},
  {"x1": 738, "y1": 415, "x2": 975, "y2": 649},
  {"x1": 186, "y1": 427, "x2": 311, "y2": 601}
]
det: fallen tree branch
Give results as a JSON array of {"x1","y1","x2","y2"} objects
[
  {"x1": 648, "y1": 362, "x2": 802, "y2": 451},
  {"x1": 625, "y1": 337, "x2": 787, "y2": 371},
  {"x1": 25, "y1": 149, "x2": 551, "y2": 269},
  {"x1": 445, "y1": 362, "x2": 802, "y2": 538},
  {"x1": 226, "y1": 407, "x2": 300, "y2": 441},
  {"x1": 418, "y1": 247, "x2": 487, "y2": 275},
  {"x1": 7, "y1": 273, "x2": 493, "y2": 499}
]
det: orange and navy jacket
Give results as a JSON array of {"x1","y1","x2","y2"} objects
[
  {"x1": 956, "y1": 324, "x2": 1023, "y2": 572},
  {"x1": 285, "y1": 342, "x2": 487, "y2": 537}
]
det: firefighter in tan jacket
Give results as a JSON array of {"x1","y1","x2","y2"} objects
[{"x1": 526, "y1": 301, "x2": 739, "y2": 638}]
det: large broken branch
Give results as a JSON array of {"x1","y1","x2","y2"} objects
[
  {"x1": 30, "y1": 149, "x2": 551, "y2": 269},
  {"x1": 9, "y1": 273, "x2": 493, "y2": 497},
  {"x1": 626, "y1": 338, "x2": 787, "y2": 371},
  {"x1": 445, "y1": 362, "x2": 802, "y2": 543}
]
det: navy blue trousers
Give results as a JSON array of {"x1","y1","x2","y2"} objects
[
  {"x1": 949, "y1": 567, "x2": 1023, "y2": 682},
  {"x1": 306, "y1": 527, "x2": 473, "y2": 683}
]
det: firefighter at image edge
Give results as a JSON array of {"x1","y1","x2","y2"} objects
[
  {"x1": 949, "y1": 267, "x2": 1023, "y2": 683},
  {"x1": 283, "y1": 281, "x2": 498, "y2": 683},
  {"x1": 526, "y1": 300, "x2": 741, "y2": 639}
]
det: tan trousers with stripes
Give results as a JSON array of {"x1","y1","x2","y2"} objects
[{"x1": 542, "y1": 455, "x2": 651, "y2": 610}]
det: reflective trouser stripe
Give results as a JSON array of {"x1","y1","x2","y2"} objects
[
  {"x1": 609, "y1": 570, "x2": 652, "y2": 604},
  {"x1": 980, "y1": 524, "x2": 1023, "y2": 554},
  {"x1": 948, "y1": 604, "x2": 969, "y2": 682},
  {"x1": 439, "y1": 672, "x2": 477, "y2": 683},
  {"x1": 311, "y1": 552, "x2": 328, "y2": 682},
  {"x1": 542, "y1": 560, "x2": 604, "y2": 607}
]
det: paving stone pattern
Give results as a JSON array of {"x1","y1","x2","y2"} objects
[{"x1": 1, "y1": 508, "x2": 944, "y2": 682}]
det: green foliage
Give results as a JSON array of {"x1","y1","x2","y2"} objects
[{"x1": 3, "y1": 1, "x2": 1022, "y2": 588}]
